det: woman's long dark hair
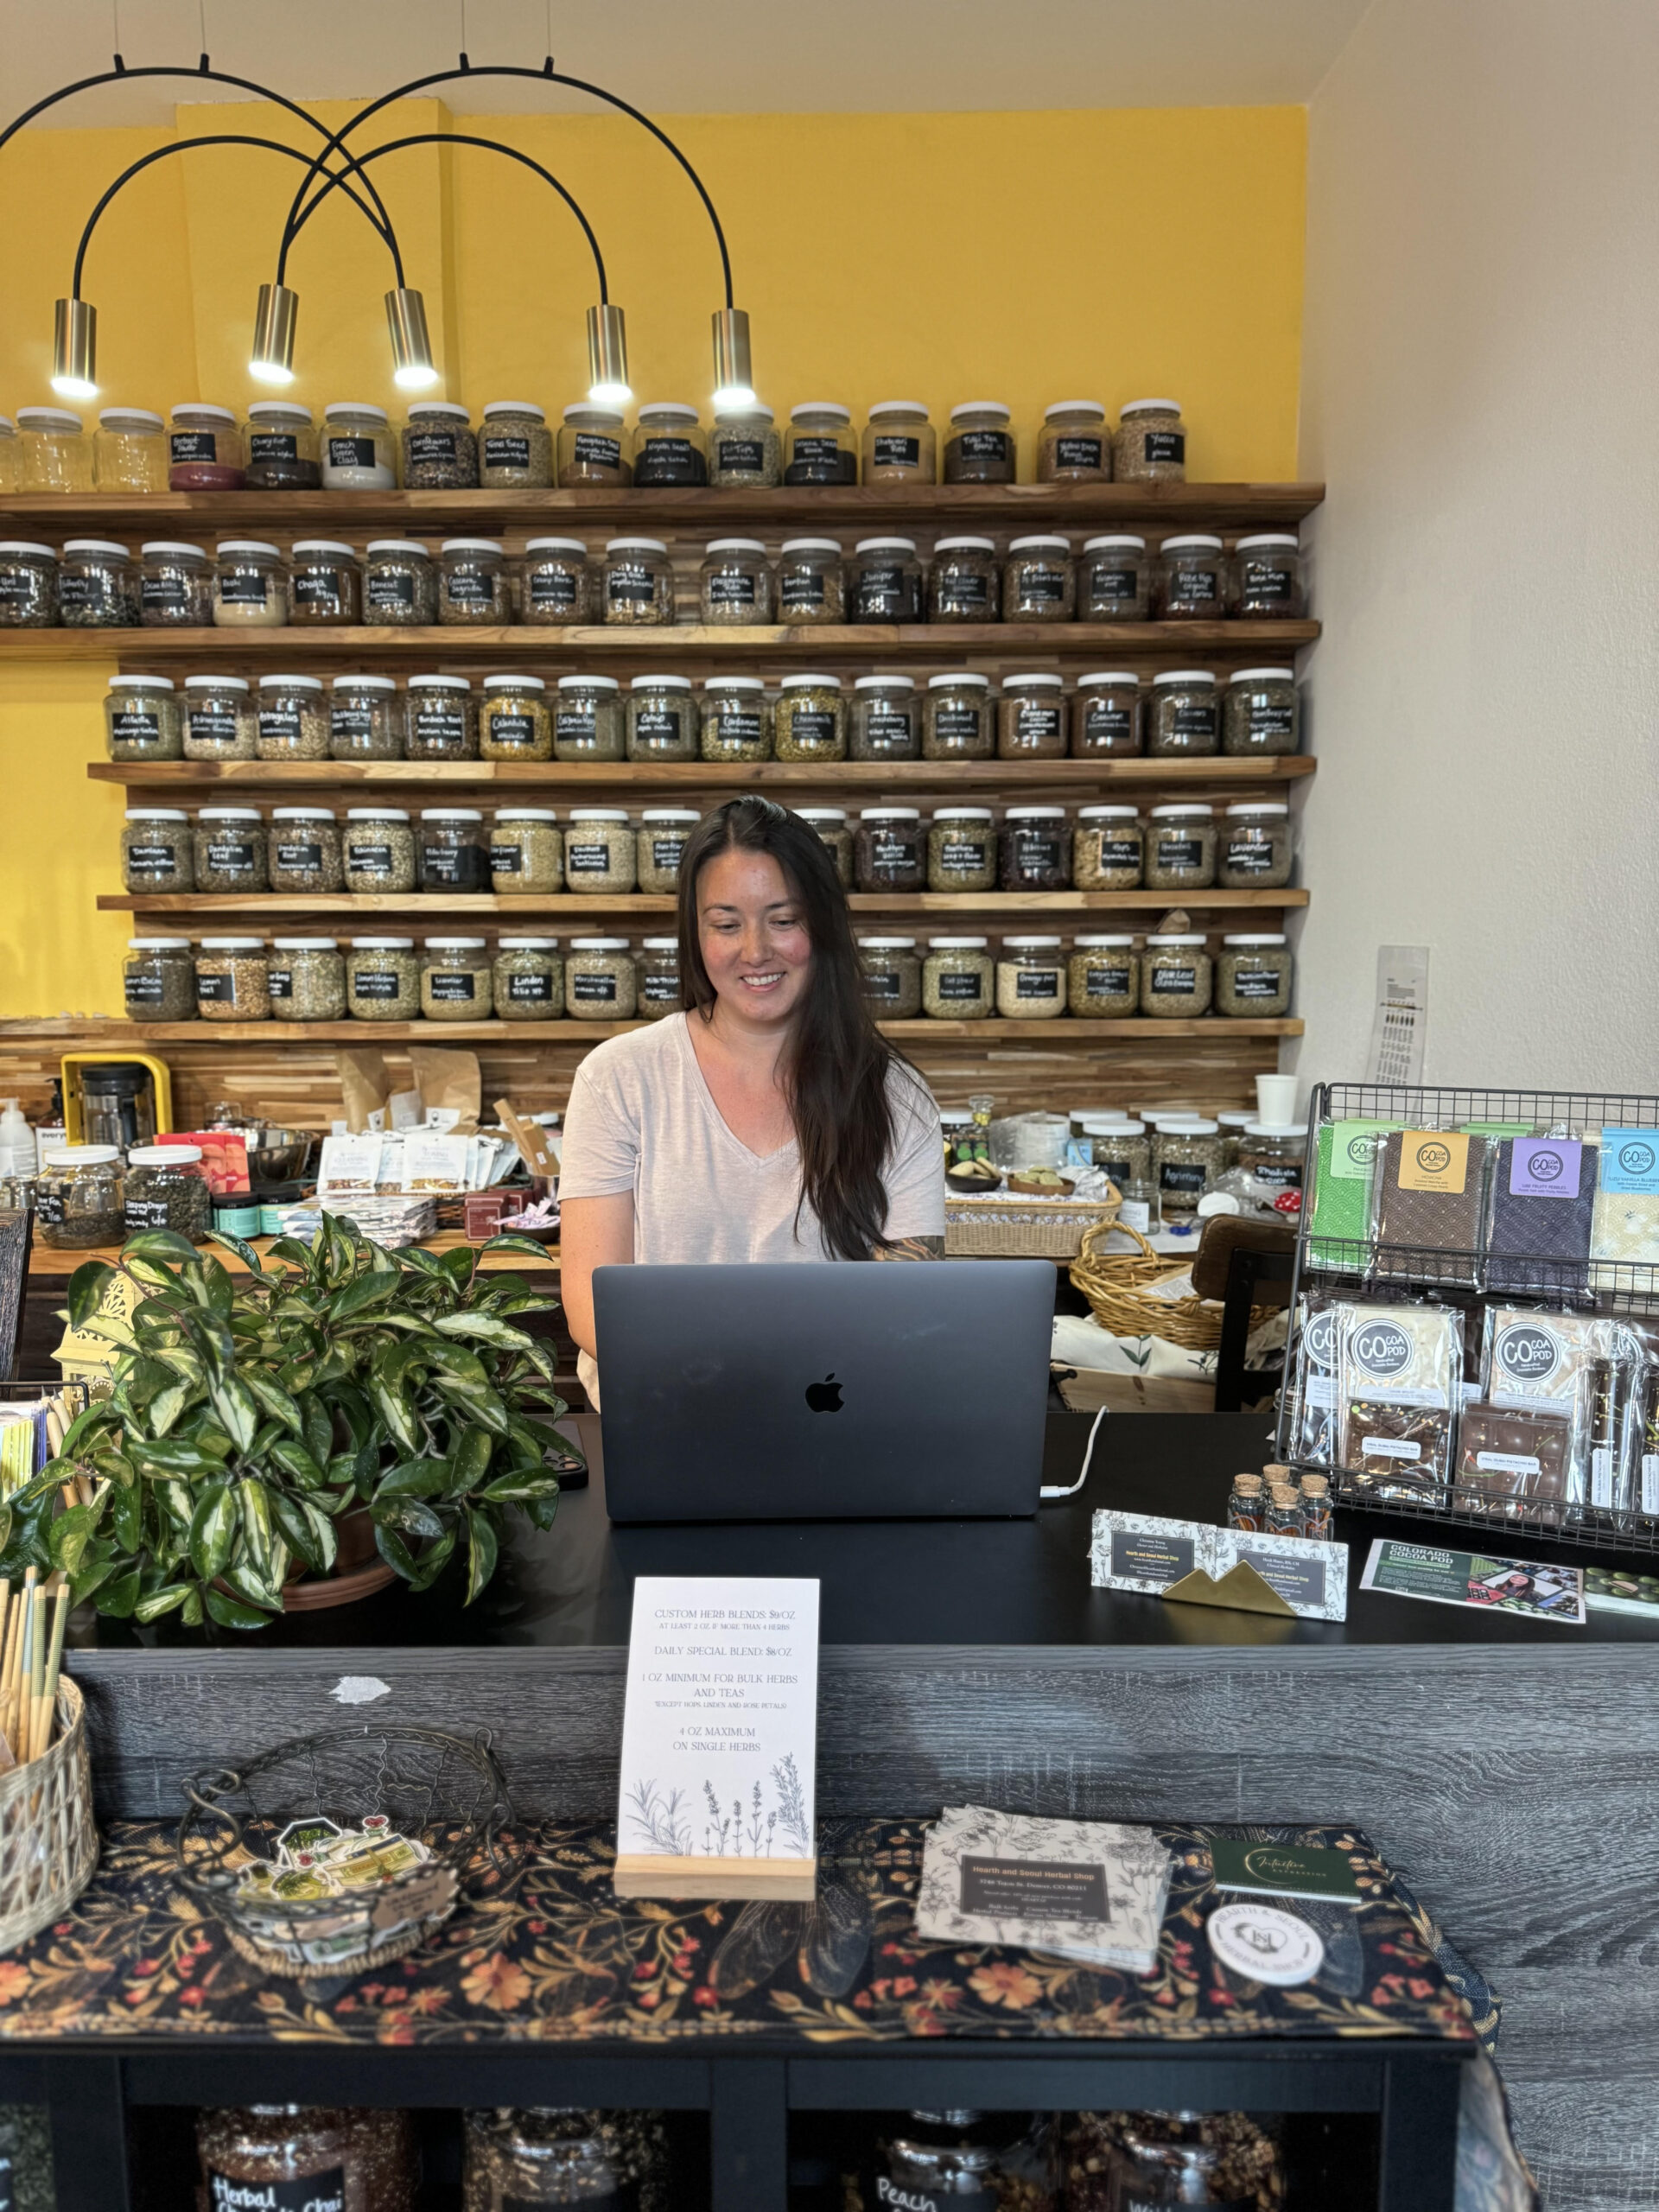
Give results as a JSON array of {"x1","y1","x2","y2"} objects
[{"x1": 677, "y1": 796, "x2": 918, "y2": 1259}]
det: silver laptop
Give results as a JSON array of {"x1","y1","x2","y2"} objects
[{"x1": 594, "y1": 1261, "x2": 1055, "y2": 1522}]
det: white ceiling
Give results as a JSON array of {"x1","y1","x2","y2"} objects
[{"x1": 6, "y1": 0, "x2": 1371, "y2": 124}]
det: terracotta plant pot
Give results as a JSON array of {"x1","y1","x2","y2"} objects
[{"x1": 281, "y1": 1508, "x2": 397, "y2": 1613}]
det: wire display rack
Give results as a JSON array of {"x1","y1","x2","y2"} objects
[{"x1": 1275, "y1": 1082, "x2": 1659, "y2": 1555}]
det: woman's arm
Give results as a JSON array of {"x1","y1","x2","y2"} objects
[
  {"x1": 874, "y1": 1235, "x2": 944, "y2": 1260},
  {"x1": 558, "y1": 1192, "x2": 637, "y2": 1358}
]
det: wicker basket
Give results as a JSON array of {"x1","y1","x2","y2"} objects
[
  {"x1": 0, "y1": 1677, "x2": 98, "y2": 1953},
  {"x1": 946, "y1": 1189, "x2": 1121, "y2": 1260},
  {"x1": 1069, "y1": 1217, "x2": 1274, "y2": 1351}
]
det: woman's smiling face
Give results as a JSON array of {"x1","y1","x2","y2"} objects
[{"x1": 696, "y1": 846, "x2": 814, "y2": 1027}]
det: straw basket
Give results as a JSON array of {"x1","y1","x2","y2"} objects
[
  {"x1": 945, "y1": 1189, "x2": 1121, "y2": 1261},
  {"x1": 1069, "y1": 1217, "x2": 1275, "y2": 1351},
  {"x1": 0, "y1": 1677, "x2": 97, "y2": 1953}
]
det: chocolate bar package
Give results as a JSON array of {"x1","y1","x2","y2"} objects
[
  {"x1": 1456, "y1": 1400, "x2": 1578, "y2": 1523},
  {"x1": 1483, "y1": 1306, "x2": 1629, "y2": 1516},
  {"x1": 1590, "y1": 1126, "x2": 1659, "y2": 1289},
  {"x1": 1335, "y1": 1300, "x2": 1462, "y2": 1500},
  {"x1": 1370, "y1": 1130, "x2": 1497, "y2": 1287},
  {"x1": 1484, "y1": 1135, "x2": 1598, "y2": 1297},
  {"x1": 1286, "y1": 1292, "x2": 1340, "y2": 1465},
  {"x1": 1307, "y1": 1119, "x2": 1400, "y2": 1271}
]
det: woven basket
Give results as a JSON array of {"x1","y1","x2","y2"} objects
[
  {"x1": 946, "y1": 1189, "x2": 1121, "y2": 1260},
  {"x1": 0, "y1": 1677, "x2": 97, "y2": 1953},
  {"x1": 1069, "y1": 1217, "x2": 1274, "y2": 1351}
]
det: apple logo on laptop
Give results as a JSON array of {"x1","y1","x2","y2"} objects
[{"x1": 804, "y1": 1373, "x2": 843, "y2": 1414}]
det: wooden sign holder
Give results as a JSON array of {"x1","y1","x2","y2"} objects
[{"x1": 613, "y1": 1853, "x2": 817, "y2": 1903}]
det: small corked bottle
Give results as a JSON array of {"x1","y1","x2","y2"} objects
[
  {"x1": 1299, "y1": 1474, "x2": 1333, "y2": 1541},
  {"x1": 1265, "y1": 1482, "x2": 1305, "y2": 1538},
  {"x1": 1226, "y1": 1472, "x2": 1265, "y2": 1532}
]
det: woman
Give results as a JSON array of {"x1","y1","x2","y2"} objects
[{"x1": 559, "y1": 796, "x2": 944, "y2": 1403}]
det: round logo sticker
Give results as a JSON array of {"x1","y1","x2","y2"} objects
[
  {"x1": 1414, "y1": 1140, "x2": 1452, "y2": 1176},
  {"x1": 1619, "y1": 1139, "x2": 1656, "y2": 1178},
  {"x1": 1345, "y1": 1129, "x2": 1388, "y2": 1168},
  {"x1": 1207, "y1": 1901, "x2": 1325, "y2": 1986},
  {"x1": 1351, "y1": 1319, "x2": 1413, "y2": 1380},
  {"x1": 1305, "y1": 1308, "x2": 1337, "y2": 1367},
  {"x1": 1496, "y1": 1324, "x2": 1559, "y2": 1387},
  {"x1": 1527, "y1": 1147, "x2": 1565, "y2": 1184}
]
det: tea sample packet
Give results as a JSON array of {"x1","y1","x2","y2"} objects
[
  {"x1": 916, "y1": 1805, "x2": 1173, "y2": 1974},
  {"x1": 1370, "y1": 1130, "x2": 1496, "y2": 1286},
  {"x1": 1335, "y1": 1300, "x2": 1462, "y2": 1497},
  {"x1": 1308, "y1": 1118, "x2": 1400, "y2": 1269},
  {"x1": 1484, "y1": 1135, "x2": 1599, "y2": 1295}
]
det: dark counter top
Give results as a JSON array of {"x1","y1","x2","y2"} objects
[{"x1": 69, "y1": 1411, "x2": 1659, "y2": 1656}]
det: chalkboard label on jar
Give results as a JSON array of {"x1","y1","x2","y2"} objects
[
  {"x1": 869, "y1": 828, "x2": 918, "y2": 867},
  {"x1": 0, "y1": 575, "x2": 35, "y2": 605},
  {"x1": 327, "y1": 436, "x2": 378, "y2": 469},
  {"x1": 787, "y1": 710, "x2": 836, "y2": 749},
  {"x1": 1055, "y1": 435, "x2": 1104, "y2": 469},
  {"x1": 863, "y1": 713, "x2": 912, "y2": 751},
  {"x1": 1240, "y1": 562, "x2": 1293, "y2": 601},
  {"x1": 1247, "y1": 703, "x2": 1297, "y2": 740},
  {"x1": 347, "y1": 842, "x2": 393, "y2": 874},
  {"x1": 715, "y1": 435, "x2": 766, "y2": 474},
  {"x1": 354, "y1": 972, "x2": 400, "y2": 1000},
  {"x1": 34, "y1": 1188, "x2": 67, "y2": 1225},
  {"x1": 407, "y1": 430, "x2": 459, "y2": 467},
  {"x1": 573, "y1": 432, "x2": 622, "y2": 470},
  {"x1": 718, "y1": 712, "x2": 764, "y2": 747},
  {"x1": 607, "y1": 566, "x2": 658, "y2": 604},
  {"x1": 1010, "y1": 834, "x2": 1065, "y2": 874},
  {"x1": 249, "y1": 432, "x2": 300, "y2": 464},
  {"x1": 207, "y1": 2168, "x2": 346, "y2": 2212},
  {"x1": 506, "y1": 972, "x2": 553, "y2": 1002},
  {"x1": 1015, "y1": 969, "x2": 1059, "y2": 998},
  {"x1": 258, "y1": 709, "x2": 302, "y2": 746},
  {"x1": 937, "y1": 573, "x2": 989, "y2": 612},
  {"x1": 642, "y1": 973, "x2": 681, "y2": 1003},
  {"x1": 142, "y1": 575, "x2": 188, "y2": 611},
  {"x1": 1142, "y1": 429, "x2": 1185, "y2": 465},
  {"x1": 125, "y1": 974, "x2": 166, "y2": 1006},
  {"x1": 126, "y1": 845, "x2": 180, "y2": 873},
  {"x1": 422, "y1": 851, "x2": 472, "y2": 886},
  {"x1": 197, "y1": 972, "x2": 236, "y2": 1004},
  {"x1": 1016, "y1": 569, "x2": 1067, "y2": 603},
  {"x1": 785, "y1": 437, "x2": 855, "y2": 484},
  {"x1": 873, "y1": 434, "x2": 920, "y2": 469},
  {"x1": 331, "y1": 708, "x2": 374, "y2": 741},
  {"x1": 267, "y1": 969, "x2": 294, "y2": 1000},
  {"x1": 206, "y1": 841, "x2": 257, "y2": 874},
  {"x1": 1087, "y1": 564, "x2": 1139, "y2": 602},
  {"x1": 218, "y1": 572, "x2": 269, "y2": 606},
  {"x1": 863, "y1": 969, "x2": 902, "y2": 1000},
  {"x1": 491, "y1": 843, "x2": 523, "y2": 874},
  {"x1": 111, "y1": 711, "x2": 162, "y2": 745},
  {"x1": 1170, "y1": 569, "x2": 1218, "y2": 601},
  {"x1": 1016, "y1": 706, "x2": 1062, "y2": 742},
  {"x1": 1155, "y1": 838, "x2": 1205, "y2": 871},
  {"x1": 57, "y1": 573, "x2": 93, "y2": 609},
  {"x1": 855, "y1": 564, "x2": 906, "y2": 607},
  {"x1": 124, "y1": 1198, "x2": 175, "y2": 1230},
  {"x1": 530, "y1": 569, "x2": 580, "y2": 611},
  {"x1": 189, "y1": 709, "x2": 241, "y2": 744},
  {"x1": 1251, "y1": 1155, "x2": 1302, "y2": 1185},
  {"x1": 293, "y1": 571, "x2": 343, "y2": 606},
  {"x1": 275, "y1": 842, "x2": 323, "y2": 872},
  {"x1": 555, "y1": 711, "x2": 598, "y2": 744},
  {"x1": 1084, "y1": 708, "x2": 1135, "y2": 748},
  {"x1": 1086, "y1": 964, "x2": 1134, "y2": 996},
  {"x1": 482, "y1": 434, "x2": 532, "y2": 472},
  {"x1": 169, "y1": 430, "x2": 219, "y2": 463},
  {"x1": 429, "y1": 973, "x2": 476, "y2": 1001},
  {"x1": 1171, "y1": 707, "x2": 1218, "y2": 740},
  {"x1": 706, "y1": 573, "x2": 757, "y2": 607},
  {"x1": 633, "y1": 709, "x2": 683, "y2": 744},
  {"x1": 487, "y1": 714, "x2": 537, "y2": 748},
  {"x1": 957, "y1": 430, "x2": 1011, "y2": 463},
  {"x1": 1224, "y1": 839, "x2": 1275, "y2": 874},
  {"x1": 1231, "y1": 970, "x2": 1284, "y2": 999},
  {"x1": 780, "y1": 572, "x2": 827, "y2": 609},
  {"x1": 651, "y1": 836, "x2": 688, "y2": 871},
  {"x1": 1160, "y1": 1158, "x2": 1208, "y2": 1190},
  {"x1": 936, "y1": 971, "x2": 984, "y2": 1001},
  {"x1": 1094, "y1": 836, "x2": 1141, "y2": 871},
  {"x1": 931, "y1": 707, "x2": 983, "y2": 743},
  {"x1": 566, "y1": 842, "x2": 613, "y2": 874},
  {"x1": 1151, "y1": 967, "x2": 1199, "y2": 994},
  {"x1": 633, "y1": 437, "x2": 703, "y2": 485},
  {"x1": 572, "y1": 971, "x2": 619, "y2": 1001},
  {"x1": 413, "y1": 709, "x2": 467, "y2": 747},
  {"x1": 937, "y1": 839, "x2": 986, "y2": 872},
  {"x1": 444, "y1": 571, "x2": 493, "y2": 606},
  {"x1": 366, "y1": 571, "x2": 416, "y2": 610}
]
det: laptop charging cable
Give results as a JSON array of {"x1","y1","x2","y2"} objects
[{"x1": 1040, "y1": 1402, "x2": 1107, "y2": 1501}]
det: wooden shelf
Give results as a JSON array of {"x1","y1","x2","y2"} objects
[
  {"x1": 0, "y1": 1016, "x2": 1303, "y2": 1046},
  {"x1": 89, "y1": 756, "x2": 1318, "y2": 792},
  {"x1": 0, "y1": 482, "x2": 1325, "y2": 537},
  {"x1": 102, "y1": 888, "x2": 1308, "y2": 918},
  {"x1": 22, "y1": 1226, "x2": 559, "y2": 1279},
  {"x1": 12, "y1": 619, "x2": 1318, "y2": 667}
]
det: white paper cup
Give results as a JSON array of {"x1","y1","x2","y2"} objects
[{"x1": 1255, "y1": 1073, "x2": 1299, "y2": 1122}]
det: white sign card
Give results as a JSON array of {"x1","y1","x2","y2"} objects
[{"x1": 613, "y1": 1575, "x2": 820, "y2": 1900}]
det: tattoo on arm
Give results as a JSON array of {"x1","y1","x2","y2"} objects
[{"x1": 874, "y1": 1235, "x2": 945, "y2": 1262}]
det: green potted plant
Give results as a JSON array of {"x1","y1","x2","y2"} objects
[{"x1": 0, "y1": 1218, "x2": 578, "y2": 1630}]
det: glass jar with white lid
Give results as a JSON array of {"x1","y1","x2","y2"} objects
[
  {"x1": 627, "y1": 674, "x2": 696, "y2": 760},
  {"x1": 1069, "y1": 934, "x2": 1140, "y2": 1017},
  {"x1": 479, "y1": 401, "x2": 552, "y2": 486},
  {"x1": 928, "y1": 537, "x2": 999, "y2": 622},
  {"x1": 321, "y1": 401, "x2": 396, "y2": 488},
  {"x1": 195, "y1": 936, "x2": 270, "y2": 1021},
  {"x1": 564, "y1": 809, "x2": 635, "y2": 893},
  {"x1": 710, "y1": 405, "x2": 781, "y2": 487},
  {"x1": 406, "y1": 674, "x2": 477, "y2": 760},
  {"x1": 1145, "y1": 803, "x2": 1217, "y2": 889},
  {"x1": 494, "y1": 936, "x2": 563, "y2": 1020},
  {"x1": 183, "y1": 674, "x2": 256, "y2": 760},
  {"x1": 997, "y1": 672, "x2": 1066, "y2": 759},
  {"x1": 1079, "y1": 535, "x2": 1151, "y2": 620},
  {"x1": 855, "y1": 809, "x2": 924, "y2": 893},
  {"x1": 1219, "y1": 801, "x2": 1292, "y2": 888},
  {"x1": 1141, "y1": 934, "x2": 1214, "y2": 1019},
  {"x1": 0, "y1": 541, "x2": 56, "y2": 626},
  {"x1": 849, "y1": 675, "x2": 918, "y2": 760},
  {"x1": 944, "y1": 402, "x2": 1015, "y2": 483},
  {"x1": 602, "y1": 537, "x2": 673, "y2": 625},
  {"x1": 521, "y1": 537, "x2": 593, "y2": 624},
  {"x1": 124, "y1": 937, "x2": 194, "y2": 1020},
  {"x1": 1147, "y1": 670, "x2": 1219, "y2": 756},
  {"x1": 567, "y1": 937, "x2": 638, "y2": 1018},
  {"x1": 701, "y1": 538, "x2": 773, "y2": 624},
  {"x1": 105, "y1": 674, "x2": 181, "y2": 760},
  {"x1": 480, "y1": 672, "x2": 552, "y2": 760},
  {"x1": 439, "y1": 538, "x2": 509, "y2": 626},
  {"x1": 1224, "y1": 666, "x2": 1300, "y2": 755},
  {"x1": 347, "y1": 936, "x2": 419, "y2": 1019},
  {"x1": 256, "y1": 671, "x2": 329, "y2": 760},
  {"x1": 558, "y1": 404, "x2": 630, "y2": 486},
  {"x1": 1073, "y1": 804, "x2": 1144, "y2": 888},
  {"x1": 287, "y1": 539, "x2": 361, "y2": 625},
  {"x1": 996, "y1": 937, "x2": 1067, "y2": 1019},
  {"x1": 923, "y1": 938, "x2": 992, "y2": 1019},
  {"x1": 268, "y1": 938, "x2": 346, "y2": 1021},
  {"x1": 555, "y1": 673, "x2": 624, "y2": 761},
  {"x1": 927, "y1": 807, "x2": 996, "y2": 892},
  {"x1": 122, "y1": 809, "x2": 193, "y2": 892},
  {"x1": 850, "y1": 537, "x2": 922, "y2": 622},
  {"x1": 863, "y1": 401, "x2": 934, "y2": 482},
  {"x1": 194, "y1": 807, "x2": 267, "y2": 891},
  {"x1": 330, "y1": 672, "x2": 401, "y2": 760},
  {"x1": 701, "y1": 676, "x2": 772, "y2": 762},
  {"x1": 93, "y1": 408, "x2": 167, "y2": 493},
  {"x1": 1072, "y1": 671, "x2": 1142, "y2": 755},
  {"x1": 774, "y1": 674, "x2": 846, "y2": 761},
  {"x1": 1157, "y1": 533, "x2": 1227, "y2": 618},
  {"x1": 1115, "y1": 398, "x2": 1186, "y2": 482},
  {"x1": 1038, "y1": 401, "x2": 1110, "y2": 481},
  {"x1": 269, "y1": 806, "x2": 343, "y2": 893},
  {"x1": 785, "y1": 402, "x2": 857, "y2": 485},
  {"x1": 632, "y1": 402, "x2": 707, "y2": 486},
  {"x1": 345, "y1": 809, "x2": 416, "y2": 893},
  {"x1": 418, "y1": 809, "x2": 488, "y2": 892},
  {"x1": 776, "y1": 538, "x2": 845, "y2": 624},
  {"x1": 923, "y1": 671, "x2": 994, "y2": 759},
  {"x1": 141, "y1": 541, "x2": 213, "y2": 626},
  {"x1": 637, "y1": 809, "x2": 699, "y2": 893},
  {"x1": 1235, "y1": 533, "x2": 1305, "y2": 617},
  {"x1": 636, "y1": 937, "x2": 683, "y2": 1019},
  {"x1": 1003, "y1": 534, "x2": 1075, "y2": 622},
  {"x1": 59, "y1": 538, "x2": 137, "y2": 626},
  {"x1": 35, "y1": 1144, "x2": 124, "y2": 1249},
  {"x1": 244, "y1": 400, "x2": 320, "y2": 488},
  {"x1": 490, "y1": 809, "x2": 563, "y2": 893},
  {"x1": 364, "y1": 539, "x2": 437, "y2": 624},
  {"x1": 213, "y1": 539, "x2": 287, "y2": 627},
  {"x1": 168, "y1": 403, "x2": 244, "y2": 489},
  {"x1": 858, "y1": 938, "x2": 922, "y2": 1020},
  {"x1": 422, "y1": 938, "x2": 493, "y2": 1021},
  {"x1": 1217, "y1": 933, "x2": 1294, "y2": 1016},
  {"x1": 17, "y1": 406, "x2": 91, "y2": 491},
  {"x1": 800, "y1": 808, "x2": 852, "y2": 887}
]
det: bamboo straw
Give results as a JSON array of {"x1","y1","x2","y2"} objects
[
  {"x1": 7, "y1": 1567, "x2": 36, "y2": 1762},
  {"x1": 29, "y1": 1583, "x2": 69, "y2": 1764}
]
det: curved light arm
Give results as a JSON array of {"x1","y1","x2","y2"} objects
[
  {"x1": 0, "y1": 62, "x2": 402, "y2": 253},
  {"x1": 284, "y1": 131, "x2": 607, "y2": 302},
  {"x1": 276, "y1": 61, "x2": 732, "y2": 305},
  {"x1": 73, "y1": 134, "x2": 404, "y2": 298}
]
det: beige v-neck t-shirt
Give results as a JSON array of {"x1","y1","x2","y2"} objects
[{"x1": 558, "y1": 1013, "x2": 945, "y2": 1401}]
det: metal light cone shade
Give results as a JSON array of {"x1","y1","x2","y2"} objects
[
  {"x1": 711, "y1": 305, "x2": 754, "y2": 407},
  {"x1": 385, "y1": 286, "x2": 439, "y2": 389},
  {"x1": 250, "y1": 283, "x2": 298, "y2": 383},
  {"x1": 51, "y1": 297, "x2": 98, "y2": 399},
  {"x1": 586, "y1": 303, "x2": 632, "y2": 404}
]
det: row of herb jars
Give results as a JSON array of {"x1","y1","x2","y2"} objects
[
  {"x1": 857, "y1": 932, "x2": 1294, "y2": 1019},
  {"x1": 121, "y1": 933, "x2": 683, "y2": 1023},
  {"x1": 120, "y1": 804, "x2": 700, "y2": 896},
  {"x1": 836, "y1": 799, "x2": 1294, "y2": 894}
]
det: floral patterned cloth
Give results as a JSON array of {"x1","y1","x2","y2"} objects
[{"x1": 0, "y1": 1818, "x2": 1478, "y2": 2050}]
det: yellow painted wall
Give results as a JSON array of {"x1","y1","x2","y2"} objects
[{"x1": 0, "y1": 98, "x2": 1305, "y2": 1017}]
